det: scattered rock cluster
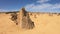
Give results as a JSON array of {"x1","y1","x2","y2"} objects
[{"x1": 10, "y1": 8, "x2": 35, "y2": 29}]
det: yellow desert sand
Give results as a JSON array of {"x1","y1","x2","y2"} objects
[{"x1": 0, "y1": 8, "x2": 60, "y2": 34}]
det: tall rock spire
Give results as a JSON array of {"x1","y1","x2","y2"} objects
[
  {"x1": 17, "y1": 7, "x2": 27, "y2": 29},
  {"x1": 17, "y1": 7, "x2": 35, "y2": 30}
]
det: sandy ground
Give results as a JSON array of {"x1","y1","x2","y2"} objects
[{"x1": 0, "y1": 13, "x2": 60, "y2": 34}]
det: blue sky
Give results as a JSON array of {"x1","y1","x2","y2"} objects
[{"x1": 0, "y1": 0, "x2": 60, "y2": 12}]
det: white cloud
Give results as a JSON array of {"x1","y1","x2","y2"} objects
[
  {"x1": 25, "y1": 0, "x2": 60, "y2": 13},
  {"x1": 0, "y1": 9, "x2": 7, "y2": 12},
  {"x1": 37, "y1": 0, "x2": 50, "y2": 3},
  {"x1": 25, "y1": 3, "x2": 60, "y2": 12}
]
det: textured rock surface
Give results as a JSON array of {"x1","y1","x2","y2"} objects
[{"x1": 17, "y1": 8, "x2": 35, "y2": 29}]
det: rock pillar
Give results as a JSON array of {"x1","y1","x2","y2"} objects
[{"x1": 17, "y1": 8, "x2": 34, "y2": 29}]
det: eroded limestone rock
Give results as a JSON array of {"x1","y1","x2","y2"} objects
[{"x1": 17, "y1": 8, "x2": 35, "y2": 29}]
